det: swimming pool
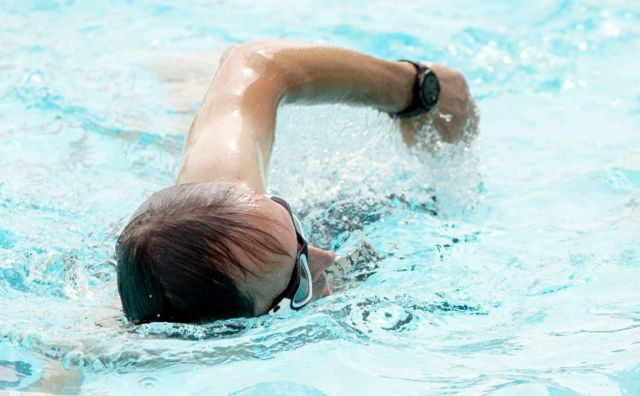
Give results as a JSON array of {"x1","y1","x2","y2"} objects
[{"x1": 1, "y1": 0, "x2": 639, "y2": 394}]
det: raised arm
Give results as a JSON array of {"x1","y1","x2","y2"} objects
[{"x1": 176, "y1": 39, "x2": 473, "y2": 191}]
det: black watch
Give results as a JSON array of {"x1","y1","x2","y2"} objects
[{"x1": 392, "y1": 61, "x2": 440, "y2": 118}]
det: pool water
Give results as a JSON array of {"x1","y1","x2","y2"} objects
[{"x1": 1, "y1": 0, "x2": 639, "y2": 394}]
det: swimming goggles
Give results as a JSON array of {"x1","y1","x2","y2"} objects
[{"x1": 267, "y1": 196, "x2": 313, "y2": 315}]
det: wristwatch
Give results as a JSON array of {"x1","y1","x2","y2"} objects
[{"x1": 392, "y1": 60, "x2": 440, "y2": 118}]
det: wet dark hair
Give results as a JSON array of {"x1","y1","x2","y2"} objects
[{"x1": 116, "y1": 182, "x2": 288, "y2": 324}]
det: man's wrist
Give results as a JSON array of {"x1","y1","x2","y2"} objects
[{"x1": 394, "y1": 61, "x2": 418, "y2": 113}]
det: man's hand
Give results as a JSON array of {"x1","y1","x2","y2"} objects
[{"x1": 398, "y1": 64, "x2": 477, "y2": 146}]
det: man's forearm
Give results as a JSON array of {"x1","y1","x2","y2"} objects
[
  {"x1": 208, "y1": 39, "x2": 417, "y2": 114},
  {"x1": 269, "y1": 42, "x2": 416, "y2": 113}
]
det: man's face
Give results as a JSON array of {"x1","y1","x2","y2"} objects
[{"x1": 239, "y1": 195, "x2": 336, "y2": 316}]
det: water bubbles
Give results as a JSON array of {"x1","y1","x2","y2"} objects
[
  {"x1": 369, "y1": 305, "x2": 414, "y2": 331},
  {"x1": 27, "y1": 71, "x2": 44, "y2": 85},
  {"x1": 230, "y1": 381, "x2": 327, "y2": 396},
  {"x1": 601, "y1": 22, "x2": 620, "y2": 37},
  {"x1": 138, "y1": 376, "x2": 161, "y2": 389},
  {"x1": 0, "y1": 363, "x2": 20, "y2": 383},
  {"x1": 345, "y1": 297, "x2": 415, "y2": 335},
  {"x1": 92, "y1": 358, "x2": 106, "y2": 371},
  {"x1": 438, "y1": 112, "x2": 453, "y2": 123},
  {"x1": 62, "y1": 350, "x2": 87, "y2": 369}
]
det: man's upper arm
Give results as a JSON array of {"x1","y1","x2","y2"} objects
[{"x1": 176, "y1": 43, "x2": 288, "y2": 191}]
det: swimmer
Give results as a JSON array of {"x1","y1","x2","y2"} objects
[{"x1": 116, "y1": 39, "x2": 477, "y2": 323}]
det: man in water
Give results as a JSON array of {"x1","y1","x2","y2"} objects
[{"x1": 116, "y1": 39, "x2": 475, "y2": 323}]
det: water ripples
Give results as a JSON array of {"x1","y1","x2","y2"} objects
[{"x1": 1, "y1": 0, "x2": 639, "y2": 394}]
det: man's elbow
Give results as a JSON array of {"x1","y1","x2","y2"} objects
[
  {"x1": 217, "y1": 40, "x2": 303, "y2": 87},
  {"x1": 218, "y1": 42, "x2": 270, "y2": 70},
  {"x1": 218, "y1": 39, "x2": 294, "y2": 68}
]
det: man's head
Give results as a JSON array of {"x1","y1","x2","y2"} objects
[{"x1": 116, "y1": 182, "x2": 334, "y2": 324}]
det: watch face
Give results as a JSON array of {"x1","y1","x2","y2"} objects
[{"x1": 420, "y1": 71, "x2": 440, "y2": 107}]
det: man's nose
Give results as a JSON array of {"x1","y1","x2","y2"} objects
[{"x1": 308, "y1": 245, "x2": 335, "y2": 275}]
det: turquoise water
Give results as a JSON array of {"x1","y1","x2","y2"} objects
[{"x1": 1, "y1": 0, "x2": 639, "y2": 394}]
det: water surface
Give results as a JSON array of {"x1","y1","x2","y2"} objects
[{"x1": 1, "y1": 0, "x2": 639, "y2": 394}]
